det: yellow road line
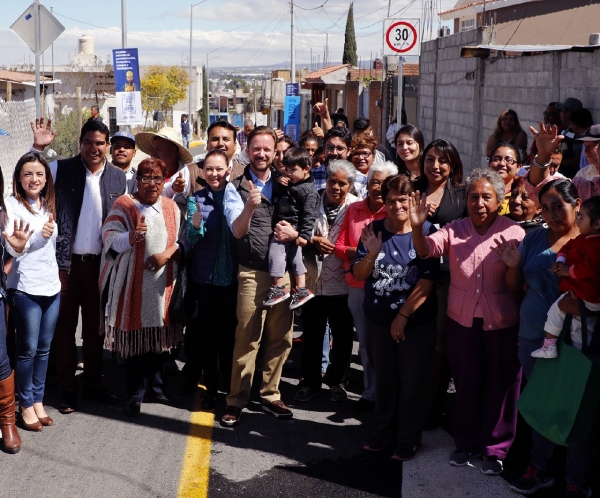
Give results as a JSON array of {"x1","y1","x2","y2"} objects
[{"x1": 177, "y1": 390, "x2": 215, "y2": 497}]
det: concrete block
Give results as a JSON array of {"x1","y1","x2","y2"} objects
[{"x1": 533, "y1": 56, "x2": 544, "y2": 71}]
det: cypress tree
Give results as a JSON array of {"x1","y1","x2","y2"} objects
[{"x1": 342, "y1": 3, "x2": 357, "y2": 66}]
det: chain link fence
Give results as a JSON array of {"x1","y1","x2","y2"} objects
[{"x1": 0, "y1": 99, "x2": 36, "y2": 196}]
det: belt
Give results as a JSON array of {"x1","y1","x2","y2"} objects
[{"x1": 72, "y1": 253, "x2": 101, "y2": 262}]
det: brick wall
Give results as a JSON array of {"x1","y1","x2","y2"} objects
[
  {"x1": 419, "y1": 27, "x2": 600, "y2": 173},
  {"x1": 345, "y1": 81, "x2": 360, "y2": 130},
  {"x1": 369, "y1": 81, "x2": 383, "y2": 144}
]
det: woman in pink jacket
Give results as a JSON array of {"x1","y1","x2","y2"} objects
[
  {"x1": 334, "y1": 161, "x2": 398, "y2": 412},
  {"x1": 410, "y1": 168, "x2": 525, "y2": 476}
]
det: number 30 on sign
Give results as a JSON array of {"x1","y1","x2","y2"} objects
[{"x1": 383, "y1": 19, "x2": 420, "y2": 57}]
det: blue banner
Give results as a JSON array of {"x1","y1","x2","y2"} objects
[
  {"x1": 112, "y1": 48, "x2": 143, "y2": 125},
  {"x1": 284, "y1": 96, "x2": 301, "y2": 142},
  {"x1": 285, "y1": 83, "x2": 299, "y2": 96}
]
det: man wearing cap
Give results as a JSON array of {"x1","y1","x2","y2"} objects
[
  {"x1": 136, "y1": 127, "x2": 191, "y2": 215},
  {"x1": 575, "y1": 125, "x2": 600, "y2": 181},
  {"x1": 30, "y1": 117, "x2": 126, "y2": 414},
  {"x1": 110, "y1": 130, "x2": 137, "y2": 193},
  {"x1": 556, "y1": 97, "x2": 583, "y2": 178},
  {"x1": 187, "y1": 121, "x2": 245, "y2": 194}
]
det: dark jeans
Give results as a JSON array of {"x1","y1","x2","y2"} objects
[
  {"x1": 54, "y1": 260, "x2": 104, "y2": 392},
  {"x1": 125, "y1": 352, "x2": 170, "y2": 402},
  {"x1": 192, "y1": 282, "x2": 237, "y2": 396},
  {"x1": 9, "y1": 290, "x2": 60, "y2": 408},
  {"x1": 0, "y1": 300, "x2": 11, "y2": 381},
  {"x1": 446, "y1": 317, "x2": 522, "y2": 460},
  {"x1": 368, "y1": 317, "x2": 436, "y2": 446},
  {"x1": 300, "y1": 295, "x2": 354, "y2": 390},
  {"x1": 519, "y1": 337, "x2": 599, "y2": 486}
]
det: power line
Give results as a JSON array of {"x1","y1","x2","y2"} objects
[{"x1": 293, "y1": 0, "x2": 329, "y2": 11}]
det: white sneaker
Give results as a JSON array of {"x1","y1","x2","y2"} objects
[{"x1": 531, "y1": 343, "x2": 557, "y2": 358}]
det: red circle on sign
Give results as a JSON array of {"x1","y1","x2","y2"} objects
[{"x1": 386, "y1": 21, "x2": 418, "y2": 54}]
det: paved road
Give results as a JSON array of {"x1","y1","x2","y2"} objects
[{"x1": 0, "y1": 330, "x2": 537, "y2": 498}]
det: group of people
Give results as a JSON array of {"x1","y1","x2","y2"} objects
[{"x1": 0, "y1": 98, "x2": 598, "y2": 498}]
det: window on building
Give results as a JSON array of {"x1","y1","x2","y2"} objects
[
  {"x1": 108, "y1": 107, "x2": 118, "y2": 135},
  {"x1": 460, "y1": 18, "x2": 476, "y2": 32}
]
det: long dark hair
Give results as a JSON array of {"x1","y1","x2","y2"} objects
[
  {"x1": 539, "y1": 179, "x2": 580, "y2": 207},
  {"x1": 0, "y1": 165, "x2": 6, "y2": 227},
  {"x1": 12, "y1": 152, "x2": 56, "y2": 218},
  {"x1": 393, "y1": 124, "x2": 424, "y2": 177},
  {"x1": 421, "y1": 139, "x2": 463, "y2": 187}
]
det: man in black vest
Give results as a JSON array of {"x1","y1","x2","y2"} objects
[
  {"x1": 32, "y1": 118, "x2": 126, "y2": 414},
  {"x1": 221, "y1": 126, "x2": 299, "y2": 426}
]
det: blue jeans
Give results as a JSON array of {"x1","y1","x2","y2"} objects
[
  {"x1": 9, "y1": 290, "x2": 60, "y2": 408},
  {"x1": 0, "y1": 300, "x2": 11, "y2": 381}
]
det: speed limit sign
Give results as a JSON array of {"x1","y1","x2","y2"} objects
[{"x1": 383, "y1": 19, "x2": 420, "y2": 56}]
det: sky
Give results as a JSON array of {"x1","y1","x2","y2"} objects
[{"x1": 1, "y1": 0, "x2": 457, "y2": 71}]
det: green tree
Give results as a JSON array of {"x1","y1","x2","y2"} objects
[
  {"x1": 200, "y1": 65, "x2": 209, "y2": 133},
  {"x1": 342, "y1": 2, "x2": 357, "y2": 66},
  {"x1": 51, "y1": 108, "x2": 92, "y2": 158},
  {"x1": 141, "y1": 65, "x2": 191, "y2": 127}
]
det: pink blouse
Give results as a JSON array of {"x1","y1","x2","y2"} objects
[
  {"x1": 426, "y1": 215, "x2": 525, "y2": 330},
  {"x1": 334, "y1": 198, "x2": 387, "y2": 288}
]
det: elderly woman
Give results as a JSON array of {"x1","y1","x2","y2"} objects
[
  {"x1": 409, "y1": 168, "x2": 525, "y2": 475},
  {"x1": 353, "y1": 175, "x2": 440, "y2": 461},
  {"x1": 100, "y1": 158, "x2": 183, "y2": 416},
  {"x1": 485, "y1": 109, "x2": 528, "y2": 158},
  {"x1": 5, "y1": 152, "x2": 59, "y2": 432},
  {"x1": 507, "y1": 177, "x2": 544, "y2": 232},
  {"x1": 295, "y1": 160, "x2": 359, "y2": 403},
  {"x1": 186, "y1": 149, "x2": 238, "y2": 410},
  {"x1": 349, "y1": 134, "x2": 378, "y2": 199},
  {"x1": 334, "y1": 161, "x2": 398, "y2": 412},
  {"x1": 488, "y1": 142, "x2": 523, "y2": 215}
]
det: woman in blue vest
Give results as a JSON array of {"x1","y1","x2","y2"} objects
[{"x1": 187, "y1": 149, "x2": 238, "y2": 410}]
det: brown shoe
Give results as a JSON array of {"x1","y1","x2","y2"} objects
[
  {"x1": 221, "y1": 405, "x2": 242, "y2": 426},
  {"x1": 19, "y1": 408, "x2": 43, "y2": 432},
  {"x1": 0, "y1": 372, "x2": 21, "y2": 453},
  {"x1": 262, "y1": 400, "x2": 293, "y2": 419}
]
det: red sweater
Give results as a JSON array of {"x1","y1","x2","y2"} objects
[{"x1": 557, "y1": 233, "x2": 600, "y2": 303}]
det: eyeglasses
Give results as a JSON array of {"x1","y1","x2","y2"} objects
[
  {"x1": 138, "y1": 176, "x2": 165, "y2": 184},
  {"x1": 324, "y1": 145, "x2": 348, "y2": 153},
  {"x1": 490, "y1": 155, "x2": 517, "y2": 165},
  {"x1": 353, "y1": 150, "x2": 373, "y2": 158}
]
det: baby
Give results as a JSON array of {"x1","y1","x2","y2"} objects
[
  {"x1": 532, "y1": 196, "x2": 600, "y2": 358},
  {"x1": 264, "y1": 147, "x2": 320, "y2": 310}
]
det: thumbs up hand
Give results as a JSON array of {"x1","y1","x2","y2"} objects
[
  {"x1": 247, "y1": 180, "x2": 262, "y2": 207},
  {"x1": 192, "y1": 202, "x2": 203, "y2": 229},
  {"x1": 130, "y1": 215, "x2": 147, "y2": 245},
  {"x1": 312, "y1": 121, "x2": 324, "y2": 139},
  {"x1": 172, "y1": 171, "x2": 186, "y2": 193},
  {"x1": 42, "y1": 213, "x2": 55, "y2": 239}
]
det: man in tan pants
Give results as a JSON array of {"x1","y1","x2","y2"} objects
[{"x1": 222, "y1": 126, "x2": 297, "y2": 426}]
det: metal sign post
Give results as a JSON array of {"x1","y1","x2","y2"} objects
[{"x1": 11, "y1": 0, "x2": 65, "y2": 116}]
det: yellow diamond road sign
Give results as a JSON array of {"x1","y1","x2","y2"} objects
[{"x1": 11, "y1": 2, "x2": 65, "y2": 55}]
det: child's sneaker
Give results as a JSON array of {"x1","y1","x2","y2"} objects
[
  {"x1": 289, "y1": 287, "x2": 315, "y2": 310},
  {"x1": 263, "y1": 285, "x2": 290, "y2": 306},
  {"x1": 531, "y1": 343, "x2": 558, "y2": 358}
]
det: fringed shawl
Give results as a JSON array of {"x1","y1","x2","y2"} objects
[{"x1": 99, "y1": 194, "x2": 182, "y2": 357}]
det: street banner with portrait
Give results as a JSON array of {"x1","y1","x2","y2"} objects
[{"x1": 113, "y1": 48, "x2": 143, "y2": 125}]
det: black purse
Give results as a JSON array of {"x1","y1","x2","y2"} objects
[{"x1": 168, "y1": 246, "x2": 198, "y2": 324}]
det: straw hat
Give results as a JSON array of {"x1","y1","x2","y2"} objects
[{"x1": 135, "y1": 126, "x2": 193, "y2": 164}]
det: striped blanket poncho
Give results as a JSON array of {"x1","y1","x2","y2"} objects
[{"x1": 100, "y1": 194, "x2": 182, "y2": 357}]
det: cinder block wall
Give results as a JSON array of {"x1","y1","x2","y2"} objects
[{"x1": 418, "y1": 27, "x2": 600, "y2": 174}]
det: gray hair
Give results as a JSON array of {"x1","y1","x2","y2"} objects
[
  {"x1": 327, "y1": 159, "x2": 357, "y2": 185},
  {"x1": 243, "y1": 119, "x2": 254, "y2": 127},
  {"x1": 367, "y1": 160, "x2": 399, "y2": 183},
  {"x1": 465, "y1": 168, "x2": 505, "y2": 203}
]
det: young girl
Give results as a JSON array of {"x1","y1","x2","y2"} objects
[
  {"x1": 532, "y1": 196, "x2": 600, "y2": 358},
  {"x1": 5, "y1": 152, "x2": 59, "y2": 430}
]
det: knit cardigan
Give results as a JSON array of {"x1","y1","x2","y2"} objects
[{"x1": 99, "y1": 195, "x2": 182, "y2": 357}]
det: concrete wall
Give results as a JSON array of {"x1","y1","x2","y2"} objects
[{"x1": 418, "y1": 27, "x2": 600, "y2": 174}]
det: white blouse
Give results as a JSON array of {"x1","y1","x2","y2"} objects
[{"x1": 5, "y1": 195, "x2": 60, "y2": 296}]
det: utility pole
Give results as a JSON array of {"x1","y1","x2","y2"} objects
[
  {"x1": 290, "y1": 1, "x2": 295, "y2": 83},
  {"x1": 121, "y1": 0, "x2": 127, "y2": 47},
  {"x1": 33, "y1": 0, "x2": 41, "y2": 117}
]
